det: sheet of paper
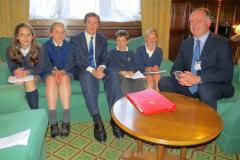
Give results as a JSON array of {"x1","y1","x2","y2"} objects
[
  {"x1": 8, "y1": 75, "x2": 34, "y2": 83},
  {"x1": 144, "y1": 70, "x2": 167, "y2": 75},
  {"x1": 125, "y1": 71, "x2": 146, "y2": 79},
  {"x1": 0, "y1": 129, "x2": 31, "y2": 150}
]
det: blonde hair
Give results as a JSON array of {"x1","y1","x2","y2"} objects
[
  {"x1": 144, "y1": 27, "x2": 159, "y2": 42},
  {"x1": 49, "y1": 22, "x2": 66, "y2": 33},
  {"x1": 9, "y1": 22, "x2": 41, "y2": 65}
]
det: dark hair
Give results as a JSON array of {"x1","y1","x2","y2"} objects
[
  {"x1": 192, "y1": 8, "x2": 211, "y2": 20},
  {"x1": 115, "y1": 30, "x2": 130, "y2": 40},
  {"x1": 9, "y1": 22, "x2": 41, "y2": 65},
  {"x1": 84, "y1": 12, "x2": 100, "y2": 24}
]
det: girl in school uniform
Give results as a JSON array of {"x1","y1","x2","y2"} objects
[
  {"x1": 6, "y1": 22, "x2": 43, "y2": 109},
  {"x1": 108, "y1": 30, "x2": 145, "y2": 94},
  {"x1": 41, "y1": 22, "x2": 73, "y2": 138},
  {"x1": 136, "y1": 28, "x2": 163, "y2": 91}
]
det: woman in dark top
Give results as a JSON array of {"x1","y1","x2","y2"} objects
[
  {"x1": 6, "y1": 22, "x2": 43, "y2": 109},
  {"x1": 41, "y1": 22, "x2": 73, "y2": 138},
  {"x1": 136, "y1": 28, "x2": 163, "y2": 91}
]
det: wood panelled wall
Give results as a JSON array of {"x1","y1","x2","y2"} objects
[
  {"x1": 29, "y1": 20, "x2": 142, "y2": 39},
  {"x1": 170, "y1": 0, "x2": 240, "y2": 63},
  {"x1": 29, "y1": 0, "x2": 240, "y2": 62}
]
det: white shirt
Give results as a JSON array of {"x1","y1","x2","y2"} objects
[
  {"x1": 116, "y1": 46, "x2": 128, "y2": 52},
  {"x1": 193, "y1": 31, "x2": 210, "y2": 54},
  {"x1": 85, "y1": 31, "x2": 100, "y2": 72},
  {"x1": 53, "y1": 40, "x2": 63, "y2": 47},
  {"x1": 145, "y1": 43, "x2": 155, "y2": 58},
  {"x1": 20, "y1": 47, "x2": 30, "y2": 57}
]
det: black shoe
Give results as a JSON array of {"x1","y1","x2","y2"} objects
[
  {"x1": 50, "y1": 123, "x2": 60, "y2": 138},
  {"x1": 60, "y1": 122, "x2": 70, "y2": 137},
  {"x1": 110, "y1": 119, "x2": 124, "y2": 138},
  {"x1": 94, "y1": 120, "x2": 106, "y2": 143}
]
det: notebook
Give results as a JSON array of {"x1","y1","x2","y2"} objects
[{"x1": 126, "y1": 89, "x2": 176, "y2": 115}]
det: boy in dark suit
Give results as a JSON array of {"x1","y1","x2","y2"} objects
[
  {"x1": 70, "y1": 12, "x2": 123, "y2": 143},
  {"x1": 159, "y1": 8, "x2": 234, "y2": 110}
]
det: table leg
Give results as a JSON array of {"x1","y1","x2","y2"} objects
[
  {"x1": 180, "y1": 147, "x2": 187, "y2": 160},
  {"x1": 157, "y1": 145, "x2": 165, "y2": 160},
  {"x1": 137, "y1": 140, "x2": 143, "y2": 154}
]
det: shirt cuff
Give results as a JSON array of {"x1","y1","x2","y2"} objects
[
  {"x1": 198, "y1": 76, "x2": 202, "y2": 84},
  {"x1": 98, "y1": 65, "x2": 106, "y2": 70},
  {"x1": 86, "y1": 66, "x2": 95, "y2": 73}
]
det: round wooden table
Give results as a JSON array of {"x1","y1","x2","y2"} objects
[{"x1": 111, "y1": 92, "x2": 223, "y2": 160}]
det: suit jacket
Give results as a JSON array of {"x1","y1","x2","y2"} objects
[
  {"x1": 70, "y1": 32, "x2": 108, "y2": 74},
  {"x1": 172, "y1": 32, "x2": 233, "y2": 84}
]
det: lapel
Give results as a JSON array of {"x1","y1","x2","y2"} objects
[
  {"x1": 200, "y1": 33, "x2": 212, "y2": 61},
  {"x1": 95, "y1": 34, "x2": 100, "y2": 58},
  {"x1": 80, "y1": 32, "x2": 88, "y2": 56},
  {"x1": 187, "y1": 38, "x2": 194, "y2": 69}
]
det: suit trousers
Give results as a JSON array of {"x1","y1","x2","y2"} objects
[
  {"x1": 79, "y1": 71, "x2": 124, "y2": 117},
  {"x1": 104, "y1": 71, "x2": 124, "y2": 109},
  {"x1": 158, "y1": 76, "x2": 234, "y2": 110},
  {"x1": 79, "y1": 71, "x2": 100, "y2": 116}
]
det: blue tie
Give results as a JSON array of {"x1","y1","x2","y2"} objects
[
  {"x1": 88, "y1": 37, "x2": 95, "y2": 68},
  {"x1": 189, "y1": 39, "x2": 201, "y2": 94}
]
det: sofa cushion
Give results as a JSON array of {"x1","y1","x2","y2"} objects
[
  {"x1": 38, "y1": 80, "x2": 106, "y2": 97},
  {"x1": 0, "y1": 109, "x2": 48, "y2": 160}
]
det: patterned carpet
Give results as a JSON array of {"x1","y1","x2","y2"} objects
[{"x1": 46, "y1": 121, "x2": 240, "y2": 160}]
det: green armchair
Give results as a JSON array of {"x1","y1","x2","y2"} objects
[{"x1": 0, "y1": 85, "x2": 48, "y2": 160}]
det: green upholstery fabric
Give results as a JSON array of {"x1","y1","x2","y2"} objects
[
  {"x1": 0, "y1": 84, "x2": 48, "y2": 160},
  {"x1": 0, "y1": 109, "x2": 48, "y2": 160},
  {"x1": 216, "y1": 70, "x2": 240, "y2": 153},
  {"x1": 0, "y1": 37, "x2": 11, "y2": 62},
  {"x1": 0, "y1": 85, "x2": 29, "y2": 114},
  {"x1": 0, "y1": 63, "x2": 9, "y2": 85}
]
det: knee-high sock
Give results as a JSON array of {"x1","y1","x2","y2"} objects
[
  {"x1": 48, "y1": 109, "x2": 57, "y2": 125},
  {"x1": 26, "y1": 89, "x2": 39, "y2": 109},
  {"x1": 62, "y1": 109, "x2": 70, "y2": 123}
]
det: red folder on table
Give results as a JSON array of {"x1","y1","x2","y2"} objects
[{"x1": 126, "y1": 89, "x2": 176, "y2": 115}]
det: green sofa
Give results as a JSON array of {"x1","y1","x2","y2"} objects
[
  {"x1": 0, "y1": 85, "x2": 48, "y2": 160},
  {"x1": 1, "y1": 37, "x2": 239, "y2": 154},
  {"x1": 0, "y1": 37, "x2": 173, "y2": 123}
]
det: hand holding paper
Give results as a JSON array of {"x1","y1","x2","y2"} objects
[
  {"x1": 125, "y1": 71, "x2": 145, "y2": 79},
  {"x1": 8, "y1": 75, "x2": 34, "y2": 84}
]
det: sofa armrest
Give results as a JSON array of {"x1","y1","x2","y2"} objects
[
  {"x1": 160, "y1": 59, "x2": 174, "y2": 77},
  {"x1": 0, "y1": 85, "x2": 29, "y2": 114},
  {"x1": 0, "y1": 63, "x2": 10, "y2": 85}
]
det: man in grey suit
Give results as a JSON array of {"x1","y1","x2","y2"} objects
[
  {"x1": 70, "y1": 12, "x2": 124, "y2": 143},
  {"x1": 159, "y1": 8, "x2": 234, "y2": 109}
]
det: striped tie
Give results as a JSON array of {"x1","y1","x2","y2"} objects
[{"x1": 189, "y1": 39, "x2": 201, "y2": 94}]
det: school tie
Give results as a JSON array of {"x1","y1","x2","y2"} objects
[
  {"x1": 88, "y1": 37, "x2": 95, "y2": 68},
  {"x1": 189, "y1": 39, "x2": 201, "y2": 94}
]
